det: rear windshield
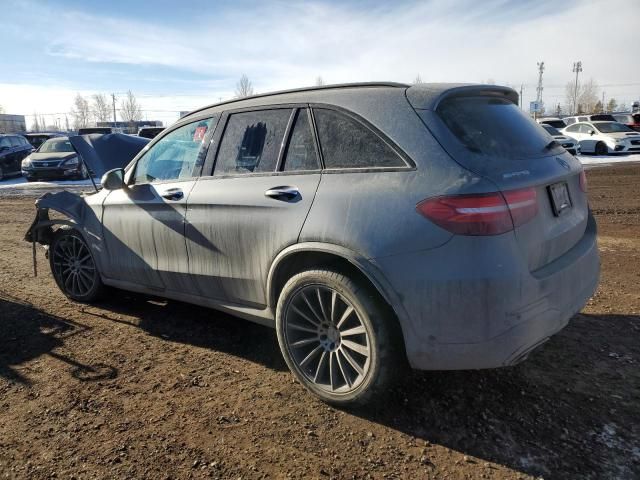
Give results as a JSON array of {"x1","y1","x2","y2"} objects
[
  {"x1": 437, "y1": 96, "x2": 564, "y2": 159},
  {"x1": 594, "y1": 122, "x2": 634, "y2": 133},
  {"x1": 542, "y1": 120, "x2": 566, "y2": 129},
  {"x1": 590, "y1": 114, "x2": 615, "y2": 121},
  {"x1": 39, "y1": 138, "x2": 74, "y2": 153}
]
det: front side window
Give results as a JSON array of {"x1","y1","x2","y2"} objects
[
  {"x1": 579, "y1": 124, "x2": 594, "y2": 134},
  {"x1": 314, "y1": 108, "x2": 405, "y2": 169},
  {"x1": 282, "y1": 109, "x2": 319, "y2": 171},
  {"x1": 0, "y1": 137, "x2": 10, "y2": 149},
  {"x1": 9, "y1": 137, "x2": 21, "y2": 147},
  {"x1": 565, "y1": 124, "x2": 580, "y2": 133},
  {"x1": 133, "y1": 117, "x2": 214, "y2": 184},
  {"x1": 215, "y1": 109, "x2": 291, "y2": 175}
]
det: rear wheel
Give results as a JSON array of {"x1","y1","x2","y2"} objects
[
  {"x1": 595, "y1": 141, "x2": 608, "y2": 156},
  {"x1": 49, "y1": 228, "x2": 104, "y2": 302},
  {"x1": 276, "y1": 269, "x2": 403, "y2": 406}
]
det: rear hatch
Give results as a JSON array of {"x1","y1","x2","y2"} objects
[{"x1": 408, "y1": 85, "x2": 589, "y2": 271}]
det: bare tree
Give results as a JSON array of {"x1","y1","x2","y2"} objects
[
  {"x1": 315, "y1": 76, "x2": 325, "y2": 86},
  {"x1": 413, "y1": 74, "x2": 423, "y2": 84},
  {"x1": 31, "y1": 112, "x2": 41, "y2": 132},
  {"x1": 92, "y1": 93, "x2": 111, "y2": 123},
  {"x1": 565, "y1": 78, "x2": 599, "y2": 114},
  {"x1": 607, "y1": 98, "x2": 618, "y2": 113},
  {"x1": 235, "y1": 74, "x2": 254, "y2": 98},
  {"x1": 71, "y1": 94, "x2": 91, "y2": 130},
  {"x1": 619, "y1": 102, "x2": 628, "y2": 112},
  {"x1": 120, "y1": 90, "x2": 143, "y2": 123},
  {"x1": 0, "y1": 104, "x2": 4, "y2": 114}
]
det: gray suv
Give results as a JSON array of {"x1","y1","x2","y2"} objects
[{"x1": 26, "y1": 83, "x2": 600, "y2": 405}]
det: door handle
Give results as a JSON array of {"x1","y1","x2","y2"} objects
[
  {"x1": 161, "y1": 188, "x2": 184, "y2": 201},
  {"x1": 265, "y1": 186, "x2": 300, "y2": 201}
]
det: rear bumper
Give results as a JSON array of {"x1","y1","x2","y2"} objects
[{"x1": 374, "y1": 214, "x2": 600, "y2": 370}]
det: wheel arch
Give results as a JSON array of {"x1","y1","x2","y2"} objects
[{"x1": 267, "y1": 242, "x2": 413, "y2": 351}]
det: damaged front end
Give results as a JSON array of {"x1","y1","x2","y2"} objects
[{"x1": 24, "y1": 191, "x2": 95, "y2": 276}]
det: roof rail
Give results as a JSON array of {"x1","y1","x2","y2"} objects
[{"x1": 182, "y1": 82, "x2": 410, "y2": 119}]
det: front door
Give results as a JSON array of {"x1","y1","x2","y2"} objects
[
  {"x1": 101, "y1": 116, "x2": 217, "y2": 292},
  {"x1": 186, "y1": 107, "x2": 322, "y2": 306}
]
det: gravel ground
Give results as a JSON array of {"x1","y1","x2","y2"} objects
[{"x1": 0, "y1": 165, "x2": 639, "y2": 479}]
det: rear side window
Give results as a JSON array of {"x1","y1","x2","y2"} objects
[
  {"x1": 313, "y1": 108, "x2": 405, "y2": 169},
  {"x1": 282, "y1": 109, "x2": 319, "y2": 171},
  {"x1": 437, "y1": 96, "x2": 564, "y2": 159},
  {"x1": 215, "y1": 109, "x2": 291, "y2": 175}
]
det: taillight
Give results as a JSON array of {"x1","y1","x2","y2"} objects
[
  {"x1": 416, "y1": 188, "x2": 538, "y2": 236},
  {"x1": 579, "y1": 170, "x2": 588, "y2": 193}
]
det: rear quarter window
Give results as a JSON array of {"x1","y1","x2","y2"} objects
[
  {"x1": 436, "y1": 96, "x2": 564, "y2": 159},
  {"x1": 313, "y1": 108, "x2": 405, "y2": 169}
]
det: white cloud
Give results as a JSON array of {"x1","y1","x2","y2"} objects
[{"x1": 2, "y1": 0, "x2": 639, "y2": 121}]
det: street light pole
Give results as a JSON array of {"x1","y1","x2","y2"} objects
[{"x1": 572, "y1": 61, "x2": 582, "y2": 115}]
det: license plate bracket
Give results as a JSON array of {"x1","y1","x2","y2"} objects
[{"x1": 547, "y1": 182, "x2": 572, "y2": 216}]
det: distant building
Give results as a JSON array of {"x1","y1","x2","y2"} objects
[
  {"x1": 96, "y1": 120, "x2": 163, "y2": 134},
  {"x1": 0, "y1": 114, "x2": 26, "y2": 134}
]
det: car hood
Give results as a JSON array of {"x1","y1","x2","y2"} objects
[
  {"x1": 553, "y1": 135, "x2": 576, "y2": 143},
  {"x1": 30, "y1": 151, "x2": 77, "y2": 161},
  {"x1": 68, "y1": 133, "x2": 150, "y2": 177},
  {"x1": 604, "y1": 131, "x2": 640, "y2": 140}
]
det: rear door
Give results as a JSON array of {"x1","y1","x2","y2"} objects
[
  {"x1": 101, "y1": 116, "x2": 216, "y2": 291},
  {"x1": 415, "y1": 91, "x2": 589, "y2": 271},
  {"x1": 185, "y1": 107, "x2": 321, "y2": 307}
]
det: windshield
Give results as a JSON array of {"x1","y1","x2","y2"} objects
[
  {"x1": 594, "y1": 122, "x2": 634, "y2": 134},
  {"x1": 542, "y1": 120, "x2": 566, "y2": 129},
  {"x1": 542, "y1": 124, "x2": 562, "y2": 136},
  {"x1": 590, "y1": 114, "x2": 616, "y2": 122},
  {"x1": 614, "y1": 115, "x2": 633, "y2": 124},
  {"x1": 437, "y1": 96, "x2": 564, "y2": 159},
  {"x1": 39, "y1": 138, "x2": 75, "y2": 153}
]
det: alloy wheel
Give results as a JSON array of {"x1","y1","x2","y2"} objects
[
  {"x1": 52, "y1": 234, "x2": 97, "y2": 297},
  {"x1": 283, "y1": 285, "x2": 372, "y2": 394}
]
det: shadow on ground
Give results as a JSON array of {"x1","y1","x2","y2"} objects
[
  {"x1": 86, "y1": 290, "x2": 287, "y2": 372},
  {"x1": 0, "y1": 293, "x2": 117, "y2": 385},
  {"x1": 356, "y1": 313, "x2": 640, "y2": 479}
]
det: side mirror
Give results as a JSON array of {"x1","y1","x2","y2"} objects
[
  {"x1": 589, "y1": 130, "x2": 595, "y2": 136},
  {"x1": 101, "y1": 168, "x2": 125, "y2": 190}
]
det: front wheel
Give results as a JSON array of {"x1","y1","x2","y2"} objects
[
  {"x1": 276, "y1": 269, "x2": 403, "y2": 406},
  {"x1": 595, "y1": 141, "x2": 608, "y2": 156},
  {"x1": 49, "y1": 228, "x2": 104, "y2": 302}
]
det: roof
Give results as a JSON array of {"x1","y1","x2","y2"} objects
[{"x1": 181, "y1": 82, "x2": 410, "y2": 119}]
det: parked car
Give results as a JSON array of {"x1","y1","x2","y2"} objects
[
  {"x1": 22, "y1": 132, "x2": 65, "y2": 149},
  {"x1": 0, "y1": 134, "x2": 33, "y2": 180},
  {"x1": 137, "y1": 126, "x2": 165, "y2": 139},
  {"x1": 613, "y1": 113, "x2": 640, "y2": 132},
  {"x1": 21, "y1": 137, "x2": 88, "y2": 181},
  {"x1": 26, "y1": 83, "x2": 599, "y2": 405},
  {"x1": 540, "y1": 124, "x2": 580, "y2": 155},
  {"x1": 563, "y1": 114, "x2": 616, "y2": 126},
  {"x1": 536, "y1": 117, "x2": 566, "y2": 129},
  {"x1": 561, "y1": 121, "x2": 640, "y2": 155}
]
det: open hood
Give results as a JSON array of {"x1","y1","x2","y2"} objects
[{"x1": 69, "y1": 133, "x2": 149, "y2": 178}]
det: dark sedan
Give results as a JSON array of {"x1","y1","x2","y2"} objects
[{"x1": 21, "y1": 137, "x2": 88, "y2": 181}]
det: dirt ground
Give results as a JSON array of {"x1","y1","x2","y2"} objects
[{"x1": 1, "y1": 166, "x2": 638, "y2": 480}]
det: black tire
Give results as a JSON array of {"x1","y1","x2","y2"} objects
[
  {"x1": 595, "y1": 141, "x2": 608, "y2": 156},
  {"x1": 49, "y1": 227, "x2": 105, "y2": 303},
  {"x1": 276, "y1": 269, "x2": 403, "y2": 406}
]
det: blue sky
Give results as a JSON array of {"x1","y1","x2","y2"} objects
[{"x1": 1, "y1": 0, "x2": 638, "y2": 126}]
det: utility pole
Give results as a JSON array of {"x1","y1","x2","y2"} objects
[
  {"x1": 535, "y1": 61, "x2": 545, "y2": 120},
  {"x1": 111, "y1": 93, "x2": 117, "y2": 127},
  {"x1": 602, "y1": 91, "x2": 606, "y2": 112},
  {"x1": 572, "y1": 61, "x2": 582, "y2": 115},
  {"x1": 65, "y1": 114, "x2": 69, "y2": 132}
]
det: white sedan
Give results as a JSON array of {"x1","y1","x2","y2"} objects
[{"x1": 561, "y1": 121, "x2": 640, "y2": 155}]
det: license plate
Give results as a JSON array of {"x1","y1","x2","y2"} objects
[{"x1": 548, "y1": 182, "x2": 572, "y2": 216}]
